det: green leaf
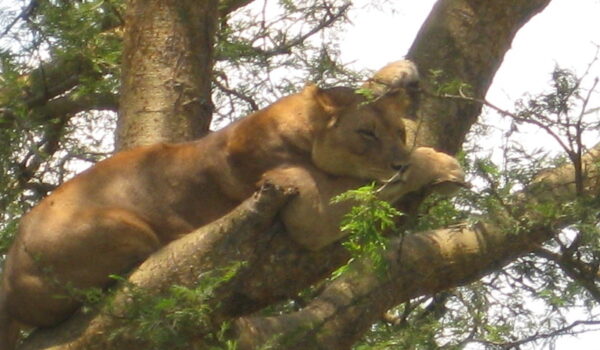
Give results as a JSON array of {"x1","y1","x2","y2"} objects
[{"x1": 332, "y1": 184, "x2": 402, "y2": 277}]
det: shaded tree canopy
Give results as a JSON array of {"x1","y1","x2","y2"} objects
[{"x1": 1, "y1": 0, "x2": 600, "y2": 348}]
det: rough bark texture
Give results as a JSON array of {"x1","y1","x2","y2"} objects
[
  {"x1": 406, "y1": 0, "x2": 551, "y2": 152},
  {"x1": 116, "y1": 0, "x2": 219, "y2": 150},
  {"x1": 16, "y1": 0, "x2": 560, "y2": 349}
]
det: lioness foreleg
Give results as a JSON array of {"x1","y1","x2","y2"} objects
[
  {"x1": 262, "y1": 149, "x2": 464, "y2": 251},
  {"x1": 261, "y1": 166, "x2": 365, "y2": 251}
]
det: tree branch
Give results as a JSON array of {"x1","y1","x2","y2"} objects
[
  {"x1": 41, "y1": 92, "x2": 118, "y2": 117},
  {"x1": 258, "y1": 3, "x2": 350, "y2": 59},
  {"x1": 219, "y1": 0, "x2": 255, "y2": 16},
  {"x1": 12, "y1": 1, "x2": 562, "y2": 349},
  {"x1": 535, "y1": 247, "x2": 600, "y2": 303},
  {"x1": 0, "y1": 0, "x2": 39, "y2": 37},
  {"x1": 21, "y1": 143, "x2": 600, "y2": 350},
  {"x1": 0, "y1": 54, "x2": 103, "y2": 128}
]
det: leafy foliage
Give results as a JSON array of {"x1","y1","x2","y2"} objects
[
  {"x1": 108, "y1": 262, "x2": 244, "y2": 350},
  {"x1": 331, "y1": 184, "x2": 401, "y2": 276},
  {"x1": 0, "y1": 0, "x2": 121, "y2": 262},
  {"x1": 350, "y1": 63, "x2": 600, "y2": 349},
  {"x1": 212, "y1": 0, "x2": 363, "y2": 126}
]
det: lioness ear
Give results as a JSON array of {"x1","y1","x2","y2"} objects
[{"x1": 304, "y1": 85, "x2": 357, "y2": 116}]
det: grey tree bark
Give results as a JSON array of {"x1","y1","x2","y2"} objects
[{"x1": 116, "y1": 0, "x2": 219, "y2": 150}]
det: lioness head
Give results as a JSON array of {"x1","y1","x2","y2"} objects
[{"x1": 310, "y1": 85, "x2": 415, "y2": 181}]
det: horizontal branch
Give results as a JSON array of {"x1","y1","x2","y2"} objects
[
  {"x1": 215, "y1": 2, "x2": 350, "y2": 61},
  {"x1": 18, "y1": 121, "x2": 597, "y2": 350},
  {"x1": 20, "y1": 141, "x2": 597, "y2": 349},
  {"x1": 23, "y1": 57, "x2": 99, "y2": 109},
  {"x1": 219, "y1": 0, "x2": 255, "y2": 16},
  {"x1": 259, "y1": 3, "x2": 350, "y2": 59},
  {"x1": 0, "y1": 55, "x2": 104, "y2": 128},
  {"x1": 40, "y1": 92, "x2": 118, "y2": 117}
]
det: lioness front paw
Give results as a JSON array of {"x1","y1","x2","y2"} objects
[
  {"x1": 412, "y1": 147, "x2": 466, "y2": 195},
  {"x1": 378, "y1": 147, "x2": 466, "y2": 202}
]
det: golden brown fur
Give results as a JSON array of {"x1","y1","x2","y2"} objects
[{"x1": 0, "y1": 60, "x2": 464, "y2": 348}]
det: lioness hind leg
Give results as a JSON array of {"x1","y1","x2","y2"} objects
[
  {"x1": 262, "y1": 166, "x2": 363, "y2": 251},
  {"x1": 5, "y1": 207, "x2": 161, "y2": 328}
]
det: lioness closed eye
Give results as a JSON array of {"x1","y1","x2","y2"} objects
[{"x1": 0, "y1": 60, "x2": 464, "y2": 348}]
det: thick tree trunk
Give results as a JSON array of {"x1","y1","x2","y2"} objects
[
  {"x1": 406, "y1": 0, "x2": 551, "y2": 152},
  {"x1": 116, "y1": 0, "x2": 219, "y2": 150}
]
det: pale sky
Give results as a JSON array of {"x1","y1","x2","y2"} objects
[{"x1": 341, "y1": 0, "x2": 600, "y2": 104}]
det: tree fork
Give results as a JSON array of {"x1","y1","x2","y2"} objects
[
  {"x1": 18, "y1": 145, "x2": 600, "y2": 349},
  {"x1": 213, "y1": 0, "x2": 556, "y2": 319},
  {"x1": 14, "y1": 0, "x2": 563, "y2": 348}
]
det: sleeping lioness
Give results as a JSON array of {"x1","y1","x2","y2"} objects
[{"x1": 0, "y1": 60, "x2": 464, "y2": 348}]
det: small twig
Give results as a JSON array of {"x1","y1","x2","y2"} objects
[
  {"x1": 435, "y1": 91, "x2": 574, "y2": 158},
  {"x1": 254, "y1": 2, "x2": 351, "y2": 58},
  {"x1": 535, "y1": 247, "x2": 600, "y2": 303},
  {"x1": 214, "y1": 76, "x2": 260, "y2": 111},
  {"x1": 1, "y1": 0, "x2": 38, "y2": 37}
]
